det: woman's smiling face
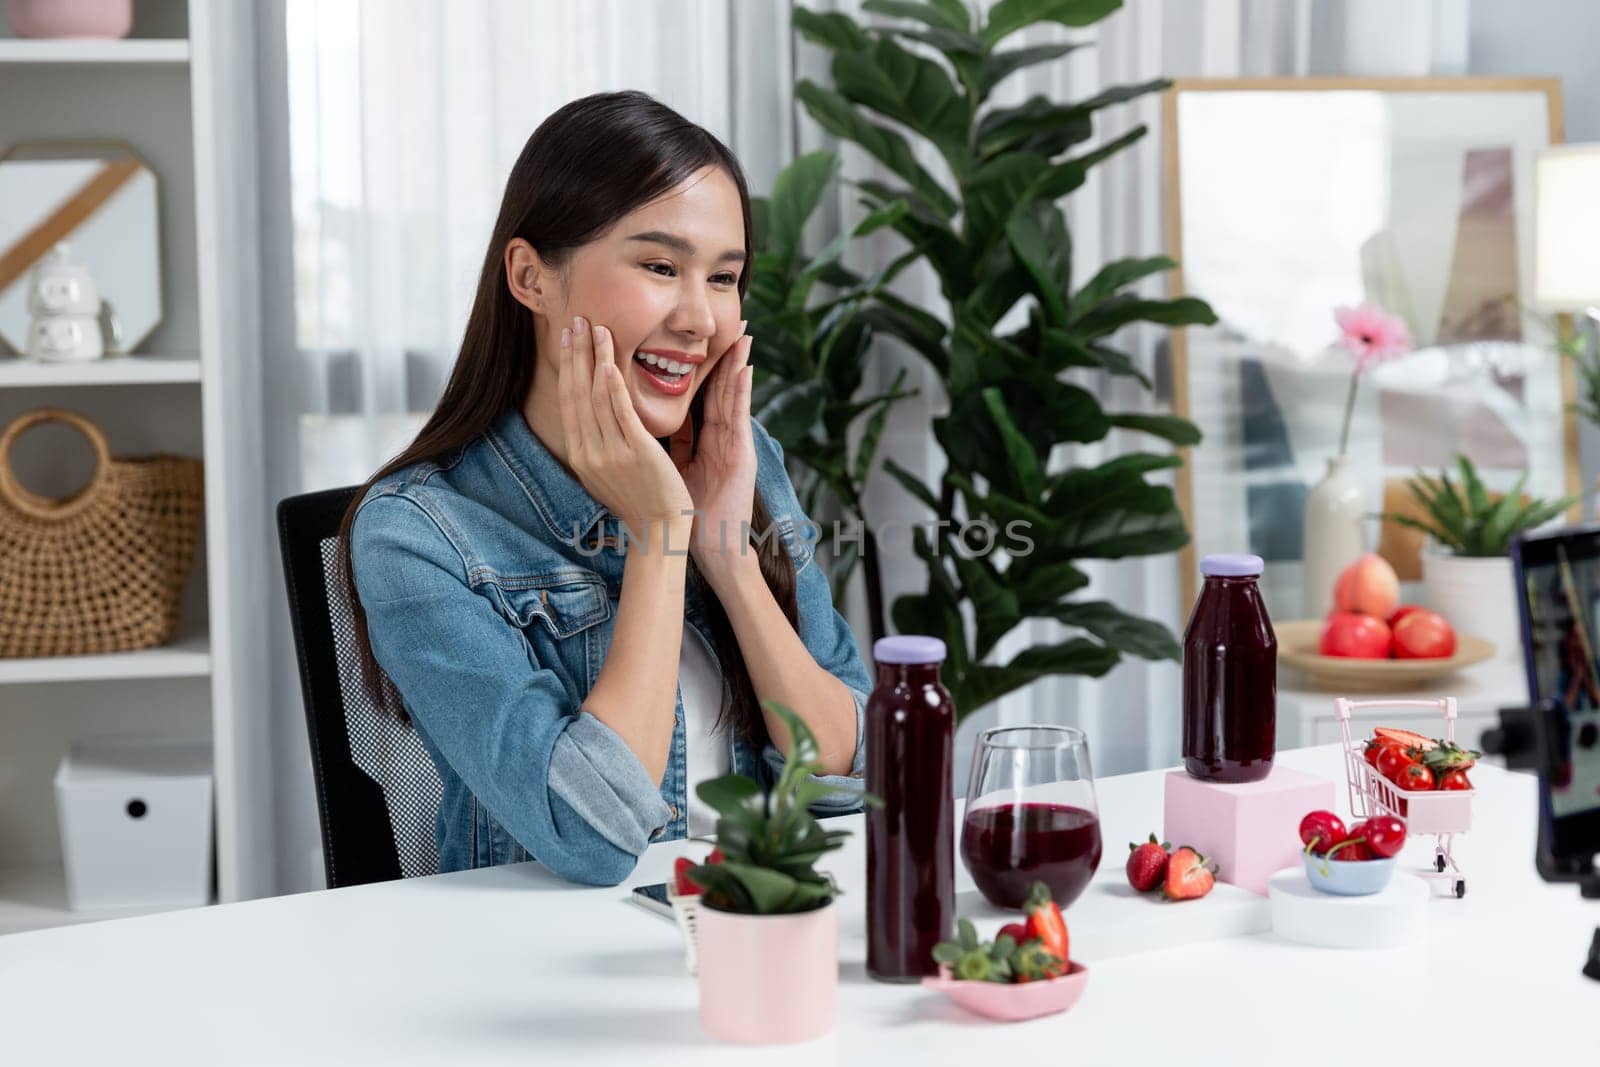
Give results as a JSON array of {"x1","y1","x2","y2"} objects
[{"x1": 523, "y1": 165, "x2": 747, "y2": 440}]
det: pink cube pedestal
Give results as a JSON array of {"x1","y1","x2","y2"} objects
[{"x1": 1163, "y1": 767, "x2": 1335, "y2": 896}]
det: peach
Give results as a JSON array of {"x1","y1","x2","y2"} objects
[{"x1": 1331, "y1": 553, "x2": 1399, "y2": 619}]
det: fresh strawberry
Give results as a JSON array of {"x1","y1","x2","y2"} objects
[
  {"x1": 997, "y1": 922, "x2": 1031, "y2": 946},
  {"x1": 1023, "y1": 882, "x2": 1069, "y2": 974},
  {"x1": 1421, "y1": 741, "x2": 1479, "y2": 778},
  {"x1": 1163, "y1": 846, "x2": 1216, "y2": 901},
  {"x1": 708, "y1": 848, "x2": 725, "y2": 865},
  {"x1": 1373, "y1": 727, "x2": 1436, "y2": 753},
  {"x1": 672, "y1": 856, "x2": 704, "y2": 896},
  {"x1": 1126, "y1": 833, "x2": 1171, "y2": 892}
]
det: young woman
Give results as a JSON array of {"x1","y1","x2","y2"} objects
[{"x1": 343, "y1": 91, "x2": 870, "y2": 887}]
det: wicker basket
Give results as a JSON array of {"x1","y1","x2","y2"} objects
[{"x1": 0, "y1": 408, "x2": 204, "y2": 657}]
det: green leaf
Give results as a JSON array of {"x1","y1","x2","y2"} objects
[
  {"x1": 977, "y1": 96, "x2": 1094, "y2": 160},
  {"x1": 756, "y1": 381, "x2": 827, "y2": 443},
  {"x1": 884, "y1": 24, "x2": 984, "y2": 56},
  {"x1": 981, "y1": 42, "x2": 1085, "y2": 95},
  {"x1": 710, "y1": 861, "x2": 809, "y2": 914},
  {"x1": 797, "y1": 80, "x2": 959, "y2": 219},
  {"x1": 981, "y1": 0, "x2": 1123, "y2": 47},
  {"x1": 853, "y1": 367, "x2": 908, "y2": 484},
  {"x1": 952, "y1": 552, "x2": 1023, "y2": 657},
  {"x1": 765, "y1": 150, "x2": 841, "y2": 264},
  {"x1": 1069, "y1": 255, "x2": 1175, "y2": 319},
  {"x1": 792, "y1": 8, "x2": 872, "y2": 52},
  {"x1": 1455, "y1": 454, "x2": 1491, "y2": 517},
  {"x1": 695, "y1": 774, "x2": 761, "y2": 816},
  {"x1": 831, "y1": 38, "x2": 973, "y2": 177},
  {"x1": 982, "y1": 388, "x2": 1045, "y2": 504},
  {"x1": 883, "y1": 458, "x2": 941, "y2": 512},
  {"x1": 1108, "y1": 413, "x2": 1201, "y2": 446},
  {"x1": 1050, "y1": 600, "x2": 1181, "y2": 660},
  {"x1": 1005, "y1": 204, "x2": 1072, "y2": 327},
  {"x1": 859, "y1": 296, "x2": 950, "y2": 372},
  {"x1": 863, "y1": 0, "x2": 971, "y2": 31},
  {"x1": 1075, "y1": 295, "x2": 1218, "y2": 339}
]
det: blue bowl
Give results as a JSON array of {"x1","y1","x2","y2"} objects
[{"x1": 1302, "y1": 852, "x2": 1397, "y2": 896}]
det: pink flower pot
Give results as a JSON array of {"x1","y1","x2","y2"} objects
[
  {"x1": 6, "y1": 0, "x2": 132, "y2": 39},
  {"x1": 696, "y1": 899, "x2": 837, "y2": 1044}
]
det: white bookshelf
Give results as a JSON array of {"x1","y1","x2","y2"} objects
[
  {"x1": 0, "y1": 38, "x2": 188, "y2": 63},
  {"x1": 0, "y1": 354, "x2": 202, "y2": 387},
  {"x1": 0, "y1": 628, "x2": 210, "y2": 686},
  {"x1": 0, "y1": 0, "x2": 268, "y2": 935}
]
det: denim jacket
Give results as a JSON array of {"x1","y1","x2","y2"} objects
[{"x1": 349, "y1": 407, "x2": 870, "y2": 886}]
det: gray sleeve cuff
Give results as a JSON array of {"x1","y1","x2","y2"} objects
[
  {"x1": 762, "y1": 684, "x2": 868, "y2": 813},
  {"x1": 548, "y1": 712, "x2": 673, "y2": 855}
]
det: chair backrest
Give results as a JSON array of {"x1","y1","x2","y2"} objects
[{"x1": 277, "y1": 486, "x2": 443, "y2": 888}]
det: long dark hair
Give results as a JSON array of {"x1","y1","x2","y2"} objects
[{"x1": 338, "y1": 90, "x2": 798, "y2": 749}]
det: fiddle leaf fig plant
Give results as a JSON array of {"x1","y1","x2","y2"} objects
[
  {"x1": 775, "y1": 0, "x2": 1216, "y2": 717},
  {"x1": 688, "y1": 701, "x2": 875, "y2": 914}
]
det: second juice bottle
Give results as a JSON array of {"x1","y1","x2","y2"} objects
[{"x1": 865, "y1": 635, "x2": 955, "y2": 981}]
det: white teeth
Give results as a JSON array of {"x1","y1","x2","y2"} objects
[{"x1": 634, "y1": 352, "x2": 690, "y2": 376}]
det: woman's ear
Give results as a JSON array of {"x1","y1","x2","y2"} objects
[{"x1": 506, "y1": 238, "x2": 558, "y2": 316}]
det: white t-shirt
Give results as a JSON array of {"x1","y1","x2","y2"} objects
[{"x1": 680, "y1": 623, "x2": 730, "y2": 837}]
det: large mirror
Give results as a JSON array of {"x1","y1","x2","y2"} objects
[
  {"x1": 0, "y1": 140, "x2": 163, "y2": 356},
  {"x1": 1164, "y1": 79, "x2": 1578, "y2": 618}
]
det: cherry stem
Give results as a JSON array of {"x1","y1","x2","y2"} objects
[{"x1": 1319, "y1": 835, "x2": 1369, "y2": 877}]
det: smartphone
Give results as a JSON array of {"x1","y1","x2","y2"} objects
[
  {"x1": 1510, "y1": 525, "x2": 1600, "y2": 876},
  {"x1": 630, "y1": 880, "x2": 673, "y2": 920}
]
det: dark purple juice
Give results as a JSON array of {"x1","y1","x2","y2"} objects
[
  {"x1": 1182, "y1": 555, "x2": 1277, "y2": 783},
  {"x1": 866, "y1": 638, "x2": 955, "y2": 983},
  {"x1": 959, "y1": 803, "x2": 1102, "y2": 909}
]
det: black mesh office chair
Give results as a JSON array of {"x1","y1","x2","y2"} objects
[{"x1": 277, "y1": 486, "x2": 443, "y2": 888}]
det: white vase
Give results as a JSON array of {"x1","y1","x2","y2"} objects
[
  {"x1": 1421, "y1": 551, "x2": 1520, "y2": 663},
  {"x1": 1302, "y1": 456, "x2": 1367, "y2": 618}
]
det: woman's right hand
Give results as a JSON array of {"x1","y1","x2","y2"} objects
[{"x1": 558, "y1": 315, "x2": 693, "y2": 542}]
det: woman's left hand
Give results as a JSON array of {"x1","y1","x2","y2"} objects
[{"x1": 674, "y1": 326, "x2": 755, "y2": 590}]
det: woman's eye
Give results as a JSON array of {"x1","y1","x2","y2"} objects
[{"x1": 645, "y1": 262, "x2": 739, "y2": 286}]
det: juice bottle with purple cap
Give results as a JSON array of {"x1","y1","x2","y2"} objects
[
  {"x1": 1183, "y1": 553, "x2": 1277, "y2": 783},
  {"x1": 865, "y1": 635, "x2": 954, "y2": 982}
]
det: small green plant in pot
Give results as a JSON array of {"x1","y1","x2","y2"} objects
[
  {"x1": 1382, "y1": 454, "x2": 1579, "y2": 658},
  {"x1": 689, "y1": 701, "x2": 873, "y2": 1045}
]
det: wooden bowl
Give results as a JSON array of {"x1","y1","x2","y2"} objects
[{"x1": 1275, "y1": 619, "x2": 1494, "y2": 690}]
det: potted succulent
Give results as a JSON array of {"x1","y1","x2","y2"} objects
[
  {"x1": 687, "y1": 701, "x2": 868, "y2": 1045},
  {"x1": 1382, "y1": 455, "x2": 1578, "y2": 659}
]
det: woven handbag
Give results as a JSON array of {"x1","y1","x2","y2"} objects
[{"x1": 0, "y1": 408, "x2": 204, "y2": 658}]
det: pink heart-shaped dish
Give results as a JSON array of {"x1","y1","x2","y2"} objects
[{"x1": 921, "y1": 962, "x2": 1089, "y2": 1022}]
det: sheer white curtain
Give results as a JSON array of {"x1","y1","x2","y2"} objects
[{"x1": 262, "y1": 0, "x2": 1467, "y2": 892}]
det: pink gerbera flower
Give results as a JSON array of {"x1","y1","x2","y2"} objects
[{"x1": 1334, "y1": 304, "x2": 1412, "y2": 370}]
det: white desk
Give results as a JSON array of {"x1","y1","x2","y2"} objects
[{"x1": 0, "y1": 746, "x2": 1591, "y2": 1065}]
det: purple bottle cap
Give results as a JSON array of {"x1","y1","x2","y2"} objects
[
  {"x1": 1200, "y1": 553, "x2": 1263, "y2": 578},
  {"x1": 873, "y1": 635, "x2": 947, "y2": 664}
]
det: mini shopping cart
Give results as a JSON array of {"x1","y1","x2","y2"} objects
[{"x1": 1336, "y1": 697, "x2": 1475, "y2": 898}]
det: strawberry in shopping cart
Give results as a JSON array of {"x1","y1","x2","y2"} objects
[{"x1": 1421, "y1": 741, "x2": 1479, "y2": 788}]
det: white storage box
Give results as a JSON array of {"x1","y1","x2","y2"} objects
[{"x1": 53, "y1": 737, "x2": 214, "y2": 911}]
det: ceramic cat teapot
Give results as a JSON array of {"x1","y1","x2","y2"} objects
[{"x1": 24, "y1": 243, "x2": 119, "y2": 363}]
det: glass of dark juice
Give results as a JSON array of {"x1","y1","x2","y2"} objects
[{"x1": 960, "y1": 726, "x2": 1103, "y2": 910}]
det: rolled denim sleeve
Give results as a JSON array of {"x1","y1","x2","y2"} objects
[
  {"x1": 350, "y1": 491, "x2": 671, "y2": 886},
  {"x1": 750, "y1": 420, "x2": 873, "y2": 814}
]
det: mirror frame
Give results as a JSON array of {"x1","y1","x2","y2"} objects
[
  {"x1": 0, "y1": 137, "x2": 165, "y2": 356},
  {"x1": 1161, "y1": 76, "x2": 1576, "y2": 610}
]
